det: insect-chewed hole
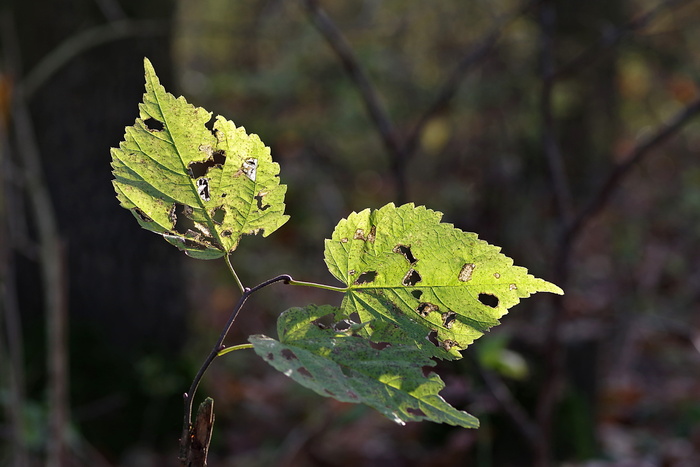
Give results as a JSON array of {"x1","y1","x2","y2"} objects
[
  {"x1": 255, "y1": 193, "x2": 270, "y2": 211},
  {"x1": 442, "y1": 311, "x2": 456, "y2": 328},
  {"x1": 426, "y1": 330, "x2": 439, "y2": 347},
  {"x1": 416, "y1": 302, "x2": 439, "y2": 317},
  {"x1": 354, "y1": 271, "x2": 377, "y2": 285},
  {"x1": 411, "y1": 289, "x2": 423, "y2": 299},
  {"x1": 132, "y1": 207, "x2": 153, "y2": 223},
  {"x1": 196, "y1": 178, "x2": 211, "y2": 201},
  {"x1": 297, "y1": 367, "x2": 312, "y2": 378},
  {"x1": 172, "y1": 203, "x2": 196, "y2": 235},
  {"x1": 281, "y1": 349, "x2": 297, "y2": 361},
  {"x1": 188, "y1": 150, "x2": 226, "y2": 178},
  {"x1": 143, "y1": 117, "x2": 164, "y2": 131},
  {"x1": 406, "y1": 407, "x2": 426, "y2": 417},
  {"x1": 478, "y1": 293, "x2": 499, "y2": 308},
  {"x1": 392, "y1": 244, "x2": 417, "y2": 265},
  {"x1": 402, "y1": 269, "x2": 422, "y2": 287},
  {"x1": 204, "y1": 118, "x2": 217, "y2": 137},
  {"x1": 211, "y1": 206, "x2": 225, "y2": 225},
  {"x1": 370, "y1": 341, "x2": 391, "y2": 350}
]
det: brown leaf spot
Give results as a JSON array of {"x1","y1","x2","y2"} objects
[{"x1": 459, "y1": 263, "x2": 475, "y2": 282}]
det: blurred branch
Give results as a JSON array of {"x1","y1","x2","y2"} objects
[
  {"x1": 301, "y1": 0, "x2": 535, "y2": 203},
  {"x1": 565, "y1": 94, "x2": 700, "y2": 247},
  {"x1": 1, "y1": 11, "x2": 70, "y2": 467},
  {"x1": 471, "y1": 355, "x2": 539, "y2": 446},
  {"x1": 402, "y1": 0, "x2": 538, "y2": 166},
  {"x1": 21, "y1": 19, "x2": 168, "y2": 100},
  {"x1": 0, "y1": 76, "x2": 30, "y2": 467},
  {"x1": 534, "y1": 1, "x2": 700, "y2": 463},
  {"x1": 553, "y1": 0, "x2": 690, "y2": 80},
  {"x1": 299, "y1": 0, "x2": 406, "y2": 200}
]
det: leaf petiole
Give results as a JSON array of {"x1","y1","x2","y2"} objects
[
  {"x1": 217, "y1": 343, "x2": 254, "y2": 357},
  {"x1": 225, "y1": 253, "x2": 245, "y2": 294},
  {"x1": 285, "y1": 278, "x2": 347, "y2": 293}
]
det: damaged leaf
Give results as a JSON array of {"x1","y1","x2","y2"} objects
[
  {"x1": 111, "y1": 58, "x2": 289, "y2": 259},
  {"x1": 249, "y1": 305, "x2": 479, "y2": 428},
  {"x1": 324, "y1": 203, "x2": 563, "y2": 359}
]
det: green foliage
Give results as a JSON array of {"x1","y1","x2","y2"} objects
[
  {"x1": 324, "y1": 203, "x2": 563, "y2": 360},
  {"x1": 113, "y1": 59, "x2": 562, "y2": 431},
  {"x1": 249, "y1": 305, "x2": 479, "y2": 428},
  {"x1": 111, "y1": 58, "x2": 288, "y2": 259}
]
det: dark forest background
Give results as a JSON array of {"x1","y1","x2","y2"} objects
[{"x1": 2, "y1": 0, "x2": 700, "y2": 466}]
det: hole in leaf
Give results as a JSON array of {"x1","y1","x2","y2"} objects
[
  {"x1": 392, "y1": 244, "x2": 417, "y2": 265},
  {"x1": 402, "y1": 269, "x2": 422, "y2": 286},
  {"x1": 196, "y1": 178, "x2": 211, "y2": 201},
  {"x1": 416, "y1": 302, "x2": 439, "y2": 317},
  {"x1": 510, "y1": 283, "x2": 517, "y2": 290},
  {"x1": 370, "y1": 341, "x2": 391, "y2": 350},
  {"x1": 459, "y1": 263, "x2": 475, "y2": 282},
  {"x1": 172, "y1": 204, "x2": 196, "y2": 235},
  {"x1": 313, "y1": 314, "x2": 334, "y2": 329},
  {"x1": 281, "y1": 349, "x2": 297, "y2": 361},
  {"x1": 266, "y1": 353, "x2": 274, "y2": 361},
  {"x1": 442, "y1": 311, "x2": 456, "y2": 329},
  {"x1": 221, "y1": 230, "x2": 232, "y2": 237},
  {"x1": 354, "y1": 271, "x2": 377, "y2": 285},
  {"x1": 441, "y1": 339, "x2": 457, "y2": 351},
  {"x1": 241, "y1": 158, "x2": 258, "y2": 181},
  {"x1": 478, "y1": 293, "x2": 499, "y2": 308},
  {"x1": 297, "y1": 367, "x2": 312, "y2": 378},
  {"x1": 426, "y1": 330, "x2": 439, "y2": 347},
  {"x1": 494, "y1": 272, "x2": 501, "y2": 279},
  {"x1": 204, "y1": 118, "x2": 217, "y2": 136},
  {"x1": 411, "y1": 289, "x2": 423, "y2": 299},
  {"x1": 255, "y1": 192, "x2": 270, "y2": 211},
  {"x1": 143, "y1": 117, "x2": 163, "y2": 131},
  {"x1": 188, "y1": 149, "x2": 226, "y2": 178},
  {"x1": 211, "y1": 206, "x2": 225, "y2": 225},
  {"x1": 132, "y1": 207, "x2": 153, "y2": 223},
  {"x1": 366, "y1": 225, "x2": 376, "y2": 243},
  {"x1": 421, "y1": 366, "x2": 434, "y2": 377},
  {"x1": 407, "y1": 407, "x2": 426, "y2": 417}
]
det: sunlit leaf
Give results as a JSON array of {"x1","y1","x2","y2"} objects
[
  {"x1": 324, "y1": 203, "x2": 563, "y2": 359},
  {"x1": 111, "y1": 58, "x2": 288, "y2": 259}
]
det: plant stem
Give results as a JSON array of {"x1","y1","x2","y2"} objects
[
  {"x1": 217, "y1": 343, "x2": 253, "y2": 357},
  {"x1": 286, "y1": 278, "x2": 348, "y2": 293},
  {"x1": 225, "y1": 253, "x2": 245, "y2": 294},
  {"x1": 180, "y1": 274, "x2": 292, "y2": 463}
]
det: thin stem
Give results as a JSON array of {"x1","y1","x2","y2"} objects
[
  {"x1": 286, "y1": 278, "x2": 348, "y2": 293},
  {"x1": 225, "y1": 253, "x2": 245, "y2": 294},
  {"x1": 217, "y1": 343, "x2": 254, "y2": 357},
  {"x1": 180, "y1": 274, "x2": 292, "y2": 462}
]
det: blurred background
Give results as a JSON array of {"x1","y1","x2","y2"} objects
[{"x1": 2, "y1": 0, "x2": 700, "y2": 465}]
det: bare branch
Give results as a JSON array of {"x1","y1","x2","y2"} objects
[
  {"x1": 402, "y1": 0, "x2": 538, "y2": 162},
  {"x1": 565, "y1": 94, "x2": 700, "y2": 245},
  {"x1": 299, "y1": 0, "x2": 406, "y2": 198},
  {"x1": 21, "y1": 19, "x2": 168, "y2": 100},
  {"x1": 553, "y1": 0, "x2": 691, "y2": 80}
]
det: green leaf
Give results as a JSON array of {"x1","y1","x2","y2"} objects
[
  {"x1": 249, "y1": 305, "x2": 479, "y2": 428},
  {"x1": 111, "y1": 58, "x2": 289, "y2": 259},
  {"x1": 324, "y1": 203, "x2": 563, "y2": 359}
]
